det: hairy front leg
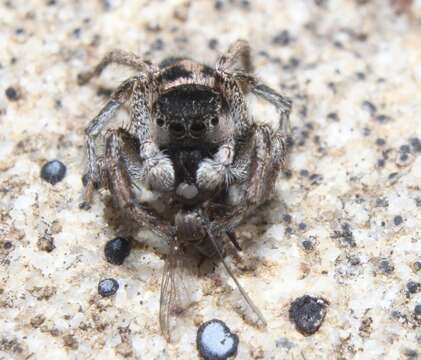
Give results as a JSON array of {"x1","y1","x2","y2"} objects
[
  {"x1": 81, "y1": 77, "x2": 135, "y2": 209},
  {"x1": 130, "y1": 78, "x2": 175, "y2": 192},
  {"x1": 104, "y1": 130, "x2": 174, "y2": 239}
]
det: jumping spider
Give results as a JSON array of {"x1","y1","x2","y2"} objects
[{"x1": 79, "y1": 40, "x2": 292, "y2": 340}]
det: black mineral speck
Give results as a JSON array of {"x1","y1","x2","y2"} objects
[
  {"x1": 404, "y1": 349, "x2": 418, "y2": 359},
  {"x1": 414, "y1": 304, "x2": 421, "y2": 317},
  {"x1": 406, "y1": 281, "x2": 420, "y2": 294},
  {"x1": 282, "y1": 214, "x2": 292, "y2": 224},
  {"x1": 302, "y1": 240, "x2": 314, "y2": 251},
  {"x1": 361, "y1": 101, "x2": 377, "y2": 115},
  {"x1": 375, "y1": 138, "x2": 386, "y2": 146},
  {"x1": 327, "y1": 112, "x2": 339, "y2": 121},
  {"x1": 104, "y1": 237, "x2": 131, "y2": 265},
  {"x1": 5, "y1": 86, "x2": 19, "y2": 101},
  {"x1": 379, "y1": 259, "x2": 395, "y2": 274},
  {"x1": 375, "y1": 114, "x2": 392, "y2": 123},
  {"x1": 299, "y1": 169, "x2": 309, "y2": 177},
  {"x1": 98, "y1": 278, "x2": 119, "y2": 297},
  {"x1": 399, "y1": 145, "x2": 411, "y2": 153},
  {"x1": 197, "y1": 319, "x2": 238, "y2": 360},
  {"x1": 399, "y1": 153, "x2": 409, "y2": 162},
  {"x1": 272, "y1": 30, "x2": 291, "y2": 46},
  {"x1": 409, "y1": 137, "x2": 421, "y2": 152},
  {"x1": 289, "y1": 295, "x2": 328, "y2": 336},
  {"x1": 208, "y1": 38, "x2": 218, "y2": 50},
  {"x1": 393, "y1": 215, "x2": 403, "y2": 226},
  {"x1": 298, "y1": 222, "x2": 307, "y2": 230},
  {"x1": 40, "y1": 160, "x2": 66, "y2": 185}
]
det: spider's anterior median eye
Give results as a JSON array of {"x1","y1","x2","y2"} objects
[
  {"x1": 156, "y1": 118, "x2": 165, "y2": 127},
  {"x1": 211, "y1": 116, "x2": 219, "y2": 126}
]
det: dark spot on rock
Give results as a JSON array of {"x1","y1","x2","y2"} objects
[
  {"x1": 375, "y1": 197, "x2": 389, "y2": 208},
  {"x1": 379, "y1": 259, "x2": 394, "y2": 274},
  {"x1": 289, "y1": 295, "x2": 328, "y2": 336},
  {"x1": 72, "y1": 28, "x2": 81, "y2": 38},
  {"x1": 282, "y1": 214, "x2": 292, "y2": 224},
  {"x1": 282, "y1": 57, "x2": 300, "y2": 71},
  {"x1": 375, "y1": 114, "x2": 392, "y2": 123},
  {"x1": 104, "y1": 237, "x2": 131, "y2": 265},
  {"x1": 348, "y1": 255, "x2": 360, "y2": 266},
  {"x1": 286, "y1": 136, "x2": 294, "y2": 149},
  {"x1": 377, "y1": 159, "x2": 385, "y2": 167},
  {"x1": 208, "y1": 38, "x2": 218, "y2": 50},
  {"x1": 361, "y1": 101, "x2": 377, "y2": 115},
  {"x1": 309, "y1": 174, "x2": 323, "y2": 185},
  {"x1": 5, "y1": 86, "x2": 20, "y2": 101},
  {"x1": 40, "y1": 160, "x2": 66, "y2": 185},
  {"x1": 3, "y1": 241, "x2": 12, "y2": 250},
  {"x1": 240, "y1": 0, "x2": 250, "y2": 8},
  {"x1": 375, "y1": 138, "x2": 386, "y2": 146},
  {"x1": 196, "y1": 319, "x2": 238, "y2": 360},
  {"x1": 298, "y1": 223, "x2": 307, "y2": 231},
  {"x1": 355, "y1": 72, "x2": 365, "y2": 80},
  {"x1": 275, "y1": 337, "x2": 295, "y2": 350},
  {"x1": 399, "y1": 144, "x2": 411, "y2": 153},
  {"x1": 406, "y1": 281, "x2": 420, "y2": 294},
  {"x1": 214, "y1": 0, "x2": 223, "y2": 10},
  {"x1": 302, "y1": 240, "x2": 314, "y2": 251},
  {"x1": 399, "y1": 153, "x2": 409, "y2": 162},
  {"x1": 299, "y1": 169, "x2": 309, "y2": 177},
  {"x1": 151, "y1": 38, "x2": 164, "y2": 51},
  {"x1": 327, "y1": 112, "x2": 339, "y2": 121},
  {"x1": 413, "y1": 261, "x2": 421, "y2": 272},
  {"x1": 332, "y1": 223, "x2": 356, "y2": 247},
  {"x1": 37, "y1": 233, "x2": 55, "y2": 253},
  {"x1": 272, "y1": 30, "x2": 291, "y2": 46},
  {"x1": 414, "y1": 304, "x2": 421, "y2": 317},
  {"x1": 96, "y1": 87, "x2": 112, "y2": 97},
  {"x1": 404, "y1": 349, "x2": 418, "y2": 359},
  {"x1": 63, "y1": 334, "x2": 78, "y2": 350},
  {"x1": 283, "y1": 169, "x2": 292, "y2": 179},
  {"x1": 393, "y1": 215, "x2": 403, "y2": 226},
  {"x1": 98, "y1": 278, "x2": 119, "y2": 297},
  {"x1": 388, "y1": 172, "x2": 398, "y2": 180},
  {"x1": 409, "y1": 137, "x2": 421, "y2": 152}
]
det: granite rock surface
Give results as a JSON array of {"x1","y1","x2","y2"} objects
[{"x1": 0, "y1": 1, "x2": 420, "y2": 359}]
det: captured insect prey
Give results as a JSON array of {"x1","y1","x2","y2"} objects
[{"x1": 79, "y1": 40, "x2": 292, "y2": 341}]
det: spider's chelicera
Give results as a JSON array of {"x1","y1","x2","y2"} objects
[{"x1": 79, "y1": 40, "x2": 292, "y2": 341}]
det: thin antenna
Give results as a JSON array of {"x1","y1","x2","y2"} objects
[{"x1": 207, "y1": 229, "x2": 267, "y2": 327}]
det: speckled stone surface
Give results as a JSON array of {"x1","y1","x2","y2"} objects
[{"x1": 1, "y1": 1, "x2": 421, "y2": 359}]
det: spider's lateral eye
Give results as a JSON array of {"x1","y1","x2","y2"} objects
[
  {"x1": 211, "y1": 116, "x2": 219, "y2": 126},
  {"x1": 156, "y1": 118, "x2": 165, "y2": 127}
]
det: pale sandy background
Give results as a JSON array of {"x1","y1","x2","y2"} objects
[{"x1": 0, "y1": 1, "x2": 421, "y2": 359}]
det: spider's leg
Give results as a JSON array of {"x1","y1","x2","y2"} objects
[
  {"x1": 78, "y1": 49, "x2": 155, "y2": 85},
  {"x1": 210, "y1": 125, "x2": 286, "y2": 232},
  {"x1": 104, "y1": 129, "x2": 174, "y2": 240},
  {"x1": 81, "y1": 77, "x2": 136, "y2": 209},
  {"x1": 130, "y1": 77, "x2": 175, "y2": 193},
  {"x1": 216, "y1": 39, "x2": 253, "y2": 74},
  {"x1": 252, "y1": 83, "x2": 292, "y2": 138},
  {"x1": 197, "y1": 41, "x2": 256, "y2": 191}
]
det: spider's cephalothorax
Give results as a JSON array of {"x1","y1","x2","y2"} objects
[{"x1": 78, "y1": 40, "x2": 292, "y2": 341}]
